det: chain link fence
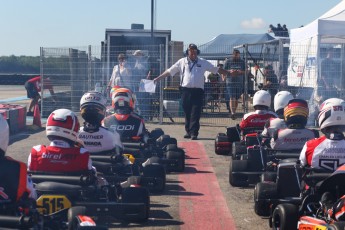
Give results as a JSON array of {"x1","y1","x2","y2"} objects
[{"x1": 39, "y1": 41, "x2": 345, "y2": 127}]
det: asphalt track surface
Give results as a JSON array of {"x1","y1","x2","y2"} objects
[{"x1": 3, "y1": 85, "x2": 269, "y2": 230}]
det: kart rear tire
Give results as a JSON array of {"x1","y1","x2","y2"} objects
[
  {"x1": 122, "y1": 187, "x2": 150, "y2": 222},
  {"x1": 157, "y1": 135, "x2": 176, "y2": 148},
  {"x1": 166, "y1": 144, "x2": 178, "y2": 151},
  {"x1": 143, "y1": 164, "x2": 166, "y2": 193},
  {"x1": 127, "y1": 176, "x2": 142, "y2": 186},
  {"x1": 261, "y1": 172, "x2": 277, "y2": 182},
  {"x1": 150, "y1": 128, "x2": 165, "y2": 140},
  {"x1": 166, "y1": 150, "x2": 185, "y2": 172},
  {"x1": 68, "y1": 206, "x2": 87, "y2": 230},
  {"x1": 168, "y1": 137, "x2": 178, "y2": 145},
  {"x1": 215, "y1": 134, "x2": 231, "y2": 155},
  {"x1": 272, "y1": 203, "x2": 298, "y2": 230},
  {"x1": 229, "y1": 159, "x2": 248, "y2": 187},
  {"x1": 232, "y1": 142, "x2": 245, "y2": 156},
  {"x1": 254, "y1": 182, "x2": 277, "y2": 216},
  {"x1": 328, "y1": 222, "x2": 345, "y2": 230}
]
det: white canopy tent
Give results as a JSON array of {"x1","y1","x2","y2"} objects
[
  {"x1": 288, "y1": 0, "x2": 345, "y2": 88},
  {"x1": 291, "y1": 1, "x2": 345, "y2": 44}
]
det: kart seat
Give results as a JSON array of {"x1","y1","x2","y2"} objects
[
  {"x1": 35, "y1": 181, "x2": 84, "y2": 198},
  {"x1": 241, "y1": 127, "x2": 263, "y2": 137}
]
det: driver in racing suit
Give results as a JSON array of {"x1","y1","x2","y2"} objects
[
  {"x1": 261, "y1": 91, "x2": 294, "y2": 138},
  {"x1": 77, "y1": 91, "x2": 123, "y2": 155},
  {"x1": 102, "y1": 88, "x2": 148, "y2": 142},
  {"x1": 0, "y1": 114, "x2": 36, "y2": 204},
  {"x1": 269, "y1": 99, "x2": 319, "y2": 150},
  {"x1": 239, "y1": 90, "x2": 278, "y2": 132},
  {"x1": 77, "y1": 91, "x2": 131, "y2": 167},
  {"x1": 299, "y1": 99, "x2": 345, "y2": 171},
  {"x1": 27, "y1": 109, "x2": 94, "y2": 173}
]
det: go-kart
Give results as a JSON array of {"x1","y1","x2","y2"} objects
[
  {"x1": 253, "y1": 157, "x2": 302, "y2": 217},
  {"x1": 270, "y1": 165, "x2": 345, "y2": 229},
  {"x1": 121, "y1": 128, "x2": 185, "y2": 173},
  {"x1": 88, "y1": 128, "x2": 184, "y2": 193},
  {"x1": 90, "y1": 151, "x2": 167, "y2": 193},
  {"x1": 30, "y1": 170, "x2": 150, "y2": 224},
  {"x1": 0, "y1": 192, "x2": 106, "y2": 229},
  {"x1": 215, "y1": 124, "x2": 263, "y2": 156},
  {"x1": 230, "y1": 144, "x2": 301, "y2": 187}
]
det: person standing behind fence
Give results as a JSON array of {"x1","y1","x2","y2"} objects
[
  {"x1": 24, "y1": 76, "x2": 56, "y2": 116},
  {"x1": 263, "y1": 65, "x2": 279, "y2": 109},
  {"x1": 223, "y1": 49, "x2": 245, "y2": 120},
  {"x1": 154, "y1": 43, "x2": 229, "y2": 140},
  {"x1": 107, "y1": 53, "x2": 132, "y2": 91},
  {"x1": 318, "y1": 48, "x2": 339, "y2": 101},
  {"x1": 132, "y1": 50, "x2": 151, "y2": 120}
]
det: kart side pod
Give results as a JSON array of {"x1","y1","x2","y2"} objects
[
  {"x1": 227, "y1": 126, "x2": 241, "y2": 142},
  {"x1": 214, "y1": 126, "x2": 240, "y2": 155},
  {"x1": 215, "y1": 133, "x2": 231, "y2": 155}
]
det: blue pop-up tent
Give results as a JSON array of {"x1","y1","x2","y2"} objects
[{"x1": 198, "y1": 33, "x2": 276, "y2": 60}]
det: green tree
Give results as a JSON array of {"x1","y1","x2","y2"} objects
[{"x1": 0, "y1": 55, "x2": 40, "y2": 73}]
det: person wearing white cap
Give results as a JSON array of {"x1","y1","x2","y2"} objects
[
  {"x1": 154, "y1": 43, "x2": 229, "y2": 140},
  {"x1": 132, "y1": 50, "x2": 151, "y2": 120}
]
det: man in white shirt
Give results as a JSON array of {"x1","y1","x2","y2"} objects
[{"x1": 154, "y1": 43, "x2": 229, "y2": 140}]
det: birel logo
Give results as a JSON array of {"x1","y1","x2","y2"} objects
[
  {"x1": 250, "y1": 118, "x2": 267, "y2": 123},
  {"x1": 283, "y1": 137, "x2": 310, "y2": 143},
  {"x1": 42, "y1": 152, "x2": 77, "y2": 160}
]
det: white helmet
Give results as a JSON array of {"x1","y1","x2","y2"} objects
[
  {"x1": 253, "y1": 90, "x2": 271, "y2": 108},
  {"x1": 80, "y1": 91, "x2": 107, "y2": 123},
  {"x1": 0, "y1": 114, "x2": 9, "y2": 153},
  {"x1": 80, "y1": 91, "x2": 107, "y2": 109},
  {"x1": 318, "y1": 101, "x2": 345, "y2": 130},
  {"x1": 319, "y1": 98, "x2": 345, "y2": 111},
  {"x1": 274, "y1": 91, "x2": 294, "y2": 112},
  {"x1": 46, "y1": 109, "x2": 80, "y2": 142}
]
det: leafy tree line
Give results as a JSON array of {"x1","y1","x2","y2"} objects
[{"x1": 0, "y1": 56, "x2": 40, "y2": 73}]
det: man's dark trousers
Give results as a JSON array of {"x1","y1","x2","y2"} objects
[{"x1": 180, "y1": 87, "x2": 204, "y2": 137}]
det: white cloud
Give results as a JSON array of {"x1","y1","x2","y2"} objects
[{"x1": 241, "y1": 18, "x2": 266, "y2": 29}]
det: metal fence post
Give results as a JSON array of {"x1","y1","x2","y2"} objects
[
  {"x1": 244, "y1": 44, "x2": 249, "y2": 113},
  {"x1": 69, "y1": 48, "x2": 79, "y2": 111},
  {"x1": 40, "y1": 47, "x2": 44, "y2": 118},
  {"x1": 88, "y1": 45, "x2": 92, "y2": 91},
  {"x1": 159, "y1": 44, "x2": 164, "y2": 124}
]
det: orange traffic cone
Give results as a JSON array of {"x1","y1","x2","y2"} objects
[{"x1": 33, "y1": 104, "x2": 42, "y2": 127}]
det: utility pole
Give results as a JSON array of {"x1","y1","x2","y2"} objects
[{"x1": 151, "y1": 0, "x2": 154, "y2": 39}]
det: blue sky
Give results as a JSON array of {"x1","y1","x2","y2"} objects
[{"x1": 0, "y1": 0, "x2": 342, "y2": 56}]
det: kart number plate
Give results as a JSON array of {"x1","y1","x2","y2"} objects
[
  {"x1": 37, "y1": 195, "x2": 71, "y2": 214},
  {"x1": 123, "y1": 153, "x2": 135, "y2": 163},
  {"x1": 314, "y1": 226, "x2": 327, "y2": 230},
  {"x1": 299, "y1": 225, "x2": 327, "y2": 230}
]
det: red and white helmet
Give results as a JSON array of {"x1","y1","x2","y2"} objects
[
  {"x1": 318, "y1": 100, "x2": 345, "y2": 130},
  {"x1": 0, "y1": 114, "x2": 9, "y2": 153},
  {"x1": 274, "y1": 91, "x2": 294, "y2": 113},
  {"x1": 253, "y1": 90, "x2": 271, "y2": 108},
  {"x1": 46, "y1": 109, "x2": 80, "y2": 142}
]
